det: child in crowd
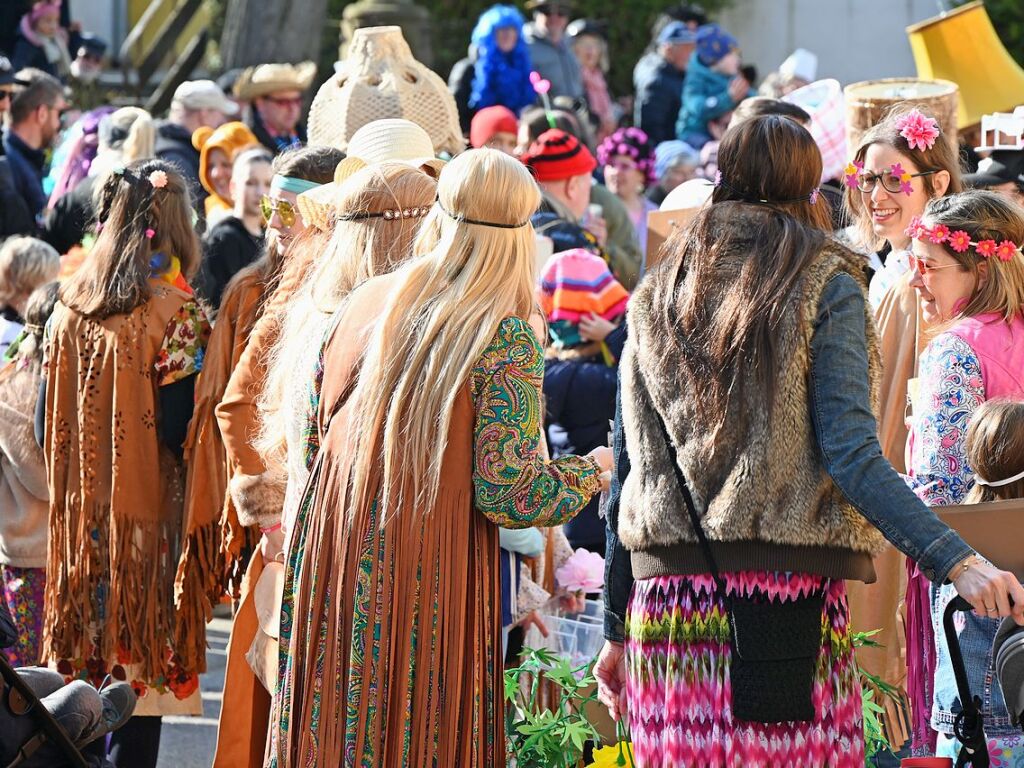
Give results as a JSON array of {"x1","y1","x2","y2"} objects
[
  {"x1": 0, "y1": 237, "x2": 60, "y2": 360},
  {"x1": 539, "y1": 247, "x2": 628, "y2": 554},
  {"x1": 12, "y1": 1, "x2": 72, "y2": 81},
  {"x1": 0, "y1": 281, "x2": 57, "y2": 668},
  {"x1": 195, "y1": 147, "x2": 273, "y2": 315},
  {"x1": 675, "y1": 23, "x2": 754, "y2": 149},
  {"x1": 930, "y1": 399, "x2": 1024, "y2": 766},
  {"x1": 469, "y1": 105, "x2": 519, "y2": 154}
]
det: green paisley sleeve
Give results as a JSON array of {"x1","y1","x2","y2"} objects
[{"x1": 471, "y1": 316, "x2": 602, "y2": 529}]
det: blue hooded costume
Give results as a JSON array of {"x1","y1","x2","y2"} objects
[{"x1": 468, "y1": 5, "x2": 536, "y2": 115}]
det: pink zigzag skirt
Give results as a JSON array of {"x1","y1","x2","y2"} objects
[{"x1": 625, "y1": 571, "x2": 865, "y2": 768}]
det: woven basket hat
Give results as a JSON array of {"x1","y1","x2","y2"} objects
[
  {"x1": 307, "y1": 26, "x2": 464, "y2": 156},
  {"x1": 297, "y1": 118, "x2": 445, "y2": 232}
]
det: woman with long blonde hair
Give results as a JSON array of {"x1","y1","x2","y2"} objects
[
  {"x1": 252, "y1": 162, "x2": 438, "y2": 544},
  {"x1": 268, "y1": 148, "x2": 612, "y2": 766}
]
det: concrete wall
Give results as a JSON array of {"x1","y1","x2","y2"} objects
[{"x1": 716, "y1": 0, "x2": 945, "y2": 87}]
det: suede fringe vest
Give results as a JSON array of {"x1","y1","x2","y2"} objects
[
  {"x1": 43, "y1": 284, "x2": 198, "y2": 681},
  {"x1": 619, "y1": 222, "x2": 886, "y2": 583}
]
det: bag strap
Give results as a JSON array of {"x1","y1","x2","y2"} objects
[{"x1": 651, "y1": 405, "x2": 727, "y2": 596}]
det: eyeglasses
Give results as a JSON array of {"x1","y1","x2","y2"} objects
[
  {"x1": 0, "y1": 89, "x2": 12, "y2": 101},
  {"x1": 855, "y1": 168, "x2": 937, "y2": 194},
  {"x1": 262, "y1": 95, "x2": 303, "y2": 108},
  {"x1": 260, "y1": 196, "x2": 296, "y2": 228},
  {"x1": 909, "y1": 254, "x2": 962, "y2": 277}
]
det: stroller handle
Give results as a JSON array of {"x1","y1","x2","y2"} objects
[{"x1": 942, "y1": 597, "x2": 990, "y2": 768}]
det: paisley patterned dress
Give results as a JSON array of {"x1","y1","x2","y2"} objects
[{"x1": 269, "y1": 315, "x2": 601, "y2": 767}]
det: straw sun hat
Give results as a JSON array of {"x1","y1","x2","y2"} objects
[
  {"x1": 306, "y1": 26, "x2": 464, "y2": 156},
  {"x1": 297, "y1": 118, "x2": 446, "y2": 232},
  {"x1": 234, "y1": 61, "x2": 317, "y2": 101}
]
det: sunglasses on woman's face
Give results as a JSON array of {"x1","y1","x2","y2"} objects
[
  {"x1": 909, "y1": 253, "x2": 961, "y2": 277},
  {"x1": 260, "y1": 196, "x2": 296, "y2": 228}
]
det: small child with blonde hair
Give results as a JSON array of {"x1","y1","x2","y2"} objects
[{"x1": 932, "y1": 398, "x2": 1024, "y2": 765}]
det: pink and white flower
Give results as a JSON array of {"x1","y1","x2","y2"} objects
[
  {"x1": 895, "y1": 109, "x2": 941, "y2": 151},
  {"x1": 555, "y1": 548, "x2": 605, "y2": 593}
]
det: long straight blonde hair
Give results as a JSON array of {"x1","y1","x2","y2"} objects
[
  {"x1": 254, "y1": 162, "x2": 437, "y2": 465},
  {"x1": 346, "y1": 148, "x2": 542, "y2": 523}
]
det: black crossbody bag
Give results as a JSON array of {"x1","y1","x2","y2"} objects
[{"x1": 653, "y1": 409, "x2": 824, "y2": 723}]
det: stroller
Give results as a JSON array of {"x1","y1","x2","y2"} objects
[
  {"x1": 0, "y1": 600, "x2": 91, "y2": 768},
  {"x1": 941, "y1": 596, "x2": 992, "y2": 768}
]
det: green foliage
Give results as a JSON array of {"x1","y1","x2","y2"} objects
[
  {"x1": 852, "y1": 630, "x2": 902, "y2": 762},
  {"x1": 418, "y1": 0, "x2": 734, "y2": 96},
  {"x1": 504, "y1": 647, "x2": 602, "y2": 768},
  {"x1": 954, "y1": 0, "x2": 1024, "y2": 68}
]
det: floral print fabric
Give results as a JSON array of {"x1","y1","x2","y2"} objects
[
  {"x1": 470, "y1": 317, "x2": 602, "y2": 527},
  {"x1": 907, "y1": 331, "x2": 985, "y2": 506},
  {"x1": 154, "y1": 298, "x2": 210, "y2": 386},
  {"x1": 0, "y1": 564, "x2": 45, "y2": 667},
  {"x1": 625, "y1": 572, "x2": 864, "y2": 768}
]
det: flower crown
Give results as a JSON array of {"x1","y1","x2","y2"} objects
[
  {"x1": 844, "y1": 109, "x2": 941, "y2": 194},
  {"x1": 905, "y1": 215, "x2": 1023, "y2": 262}
]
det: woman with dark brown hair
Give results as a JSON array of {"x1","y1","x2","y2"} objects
[
  {"x1": 40, "y1": 159, "x2": 210, "y2": 768},
  {"x1": 594, "y1": 115, "x2": 1024, "y2": 768}
]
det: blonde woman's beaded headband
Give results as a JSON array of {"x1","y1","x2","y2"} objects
[{"x1": 335, "y1": 206, "x2": 431, "y2": 222}]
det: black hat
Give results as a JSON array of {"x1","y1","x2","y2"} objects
[
  {"x1": 0, "y1": 55, "x2": 15, "y2": 88},
  {"x1": 525, "y1": 0, "x2": 575, "y2": 12},
  {"x1": 964, "y1": 151, "x2": 1024, "y2": 190},
  {"x1": 566, "y1": 19, "x2": 607, "y2": 40},
  {"x1": 77, "y1": 33, "x2": 108, "y2": 59}
]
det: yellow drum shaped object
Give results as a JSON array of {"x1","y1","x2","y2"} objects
[{"x1": 907, "y1": 1, "x2": 1024, "y2": 130}]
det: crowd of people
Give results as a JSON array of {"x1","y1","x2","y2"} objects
[{"x1": 1, "y1": 1, "x2": 1024, "y2": 767}]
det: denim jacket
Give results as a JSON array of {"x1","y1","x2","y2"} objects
[
  {"x1": 603, "y1": 272, "x2": 973, "y2": 642},
  {"x1": 932, "y1": 581, "x2": 1016, "y2": 735}
]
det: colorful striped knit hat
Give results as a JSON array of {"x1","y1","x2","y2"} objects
[{"x1": 538, "y1": 248, "x2": 629, "y2": 347}]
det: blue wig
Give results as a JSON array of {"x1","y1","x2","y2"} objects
[{"x1": 468, "y1": 4, "x2": 536, "y2": 115}]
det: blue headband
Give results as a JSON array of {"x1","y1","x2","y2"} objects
[{"x1": 271, "y1": 175, "x2": 321, "y2": 195}]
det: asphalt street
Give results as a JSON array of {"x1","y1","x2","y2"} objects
[{"x1": 157, "y1": 613, "x2": 230, "y2": 767}]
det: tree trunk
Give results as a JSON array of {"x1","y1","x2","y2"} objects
[{"x1": 220, "y1": 0, "x2": 331, "y2": 69}]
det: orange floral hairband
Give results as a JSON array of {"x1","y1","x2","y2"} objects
[{"x1": 906, "y1": 215, "x2": 1023, "y2": 262}]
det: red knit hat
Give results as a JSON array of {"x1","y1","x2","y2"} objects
[
  {"x1": 470, "y1": 106, "x2": 519, "y2": 149},
  {"x1": 521, "y1": 129, "x2": 597, "y2": 182}
]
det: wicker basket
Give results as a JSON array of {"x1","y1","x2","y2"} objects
[{"x1": 845, "y1": 78, "x2": 959, "y2": 152}]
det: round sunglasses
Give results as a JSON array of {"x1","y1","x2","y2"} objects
[{"x1": 260, "y1": 196, "x2": 297, "y2": 228}]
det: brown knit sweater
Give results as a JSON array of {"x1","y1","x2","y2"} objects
[{"x1": 619, "y1": 208, "x2": 887, "y2": 582}]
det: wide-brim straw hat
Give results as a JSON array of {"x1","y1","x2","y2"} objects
[
  {"x1": 234, "y1": 61, "x2": 317, "y2": 101},
  {"x1": 297, "y1": 118, "x2": 446, "y2": 232},
  {"x1": 306, "y1": 26, "x2": 464, "y2": 156}
]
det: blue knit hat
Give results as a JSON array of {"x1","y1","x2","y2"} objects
[{"x1": 696, "y1": 23, "x2": 738, "y2": 66}]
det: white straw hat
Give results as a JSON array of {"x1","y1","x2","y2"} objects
[
  {"x1": 306, "y1": 26, "x2": 464, "y2": 156},
  {"x1": 297, "y1": 118, "x2": 445, "y2": 231}
]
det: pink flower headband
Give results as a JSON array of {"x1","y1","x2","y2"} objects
[{"x1": 905, "y1": 215, "x2": 1023, "y2": 262}]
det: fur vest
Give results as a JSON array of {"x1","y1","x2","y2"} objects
[{"x1": 619, "y1": 210, "x2": 886, "y2": 582}]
